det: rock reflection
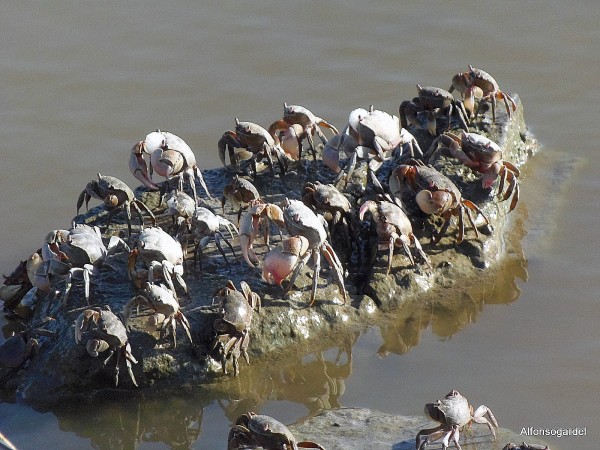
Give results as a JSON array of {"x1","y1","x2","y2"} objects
[
  {"x1": 52, "y1": 395, "x2": 205, "y2": 450},
  {"x1": 378, "y1": 206, "x2": 528, "y2": 354},
  {"x1": 219, "y1": 333, "x2": 357, "y2": 423}
]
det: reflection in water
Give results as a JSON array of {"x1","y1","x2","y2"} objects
[
  {"x1": 219, "y1": 333, "x2": 357, "y2": 424},
  {"x1": 54, "y1": 396, "x2": 205, "y2": 450},
  {"x1": 378, "y1": 205, "x2": 529, "y2": 354}
]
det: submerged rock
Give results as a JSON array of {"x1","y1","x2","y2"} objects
[
  {"x1": 288, "y1": 407, "x2": 556, "y2": 450},
  {"x1": 0, "y1": 95, "x2": 538, "y2": 406}
]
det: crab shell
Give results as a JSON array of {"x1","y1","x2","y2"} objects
[
  {"x1": 61, "y1": 224, "x2": 107, "y2": 267},
  {"x1": 214, "y1": 281, "x2": 259, "y2": 333},
  {"x1": 135, "y1": 227, "x2": 184, "y2": 267},
  {"x1": 460, "y1": 131, "x2": 503, "y2": 170},
  {"x1": 144, "y1": 131, "x2": 197, "y2": 179},
  {"x1": 425, "y1": 390, "x2": 472, "y2": 428},
  {"x1": 0, "y1": 332, "x2": 37, "y2": 368},
  {"x1": 355, "y1": 107, "x2": 403, "y2": 157}
]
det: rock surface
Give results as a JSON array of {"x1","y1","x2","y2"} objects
[
  {"x1": 0, "y1": 96, "x2": 538, "y2": 406},
  {"x1": 288, "y1": 407, "x2": 556, "y2": 450}
]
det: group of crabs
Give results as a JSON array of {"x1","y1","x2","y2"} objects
[{"x1": 0, "y1": 65, "x2": 536, "y2": 450}]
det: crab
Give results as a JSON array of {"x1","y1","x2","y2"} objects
[
  {"x1": 128, "y1": 226, "x2": 187, "y2": 294},
  {"x1": 186, "y1": 206, "x2": 238, "y2": 270},
  {"x1": 278, "y1": 198, "x2": 347, "y2": 306},
  {"x1": 130, "y1": 130, "x2": 212, "y2": 202},
  {"x1": 429, "y1": 131, "x2": 520, "y2": 211},
  {"x1": 336, "y1": 105, "x2": 423, "y2": 186},
  {"x1": 77, "y1": 173, "x2": 156, "y2": 237},
  {"x1": 0, "y1": 325, "x2": 53, "y2": 369},
  {"x1": 268, "y1": 102, "x2": 339, "y2": 160},
  {"x1": 359, "y1": 199, "x2": 429, "y2": 274},
  {"x1": 221, "y1": 175, "x2": 261, "y2": 223},
  {"x1": 502, "y1": 444, "x2": 550, "y2": 450},
  {"x1": 449, "y1": 65, "x2": 517, "y2": 122},
  {"x1": 239, "y1": 200, "x2": 285, "y2": 268},
  {"x1": 123, "y1": 282, "x2": 193, "y2": 348},
  {"x1": 262, "y1": 235, "x2": 309, "y2": 287},
  {"x1": 210, "y1": 280, "x2": 260, "y2": 376},
  {"x1": 400, "y1": 85, "x2": 470, "y2": 136},
  {"x1": 1, "y1": 259, "x2": 33, "y2": 311},
  {"x1": 44, "y1": 224, "x2": 130, "y2": 306},
  {"x1": 302, "y1": 181, "x2": 351, "y2": 233},
  {"x1": 59, "y1": 223, "x2": 129, "y2": 304},
  {"x1": 228, "y1": 412, "x2": 326, "y2": 450},
  {"x1": 164, "y1": 188, "x2": 198, "y2": 232},
  {"x1": 416, "y1": 389, "x2": 499, "y2": 450},
  {"x1": 390, "y1": 161, "x2": 489, "y2": 244},
  {"x1": 219, "y1": 118, "x2": 289, "y2": 177},
  {"x1": 74, "y1": 305, "x2": 138, "y2": 386}
]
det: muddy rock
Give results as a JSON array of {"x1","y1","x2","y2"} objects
[
  {"x1": 0, "y1": 95, "x2": 538, "y2": 405},
  {"x1": 288, "y1": 407, "x2": 556, "y2": 450}
]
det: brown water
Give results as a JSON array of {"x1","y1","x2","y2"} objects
[{"x1": 1, "y1": 1, "x2": 598, "y2": 448}]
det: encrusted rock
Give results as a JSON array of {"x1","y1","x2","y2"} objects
[{"x1": 0, "y1": 95, "x2": 538, "y2": 405}]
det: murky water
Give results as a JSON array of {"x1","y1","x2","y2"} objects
[{"x1": 1, "y1": 1, "x2": 598, "y2": 448}]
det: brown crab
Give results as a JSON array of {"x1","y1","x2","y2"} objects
[
  {"x1": 450, "y1": 65, "x2": 517, "y2": 122},
  {"x1": 416, "y1": 389, "x2": 499, "y2": 450},
  {"x1": 390, "y1": 161, "x2": 489, "y2": 244},
  {"x1": 269, "y1": 102, "x2": 339, "y2": 161},
  {"x1": 302, "y1": 181, "x2": 351, "y2": 234},
  {"x1": 219, "y1": 118, "x2": 289, "y2": 177},
  {"x1": 75, "y1": 305, "x2": 138, "y2": 386},
  {"x1": 221, "y1": 175, "x2": 261, "y2": 223},
  {"x1": 211, "y1": 280, "x2": 260, "y2": 376},
  {"x1": 400, "y1": 85, "x2": 470, "y2": 136},
  {"x1": 359, "y1": 199, "x2": 429, "y2": 274},
  {"x1": 123, "y1": 282, "x2": 193, "y2": 348},
  {"x1": 429, "y1": 131, "x2": 520, "y2": 211},
  {"x1": 0, "y1": 326, "x2": 53, "y2": 369},
  {"x1": 228, "y1": 412, "x2": 326, "y2": 450},
  {"x1": 77, "y1": 173, "x2": 156, "y2": 237}
]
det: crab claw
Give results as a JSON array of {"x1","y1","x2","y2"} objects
[
  {"x1": 130, "y1": 141, "x2": 160, "y2": 190},
  {"x1": 416, "y1": 190, "x2": 452, "y2": 215},
  {"x1": 155, "y1": 149, "x2": 185, "y2": 178},
  {"x1": 262, "y1": 236, "x2": 309, "y2": 286}
]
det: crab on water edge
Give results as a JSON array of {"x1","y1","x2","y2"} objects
[
  {"x1": 210, "y1": 280, "x2": 260, "y2": 377},
  {"x1": 416, "y1": 389, "x2": 499, "y2": 450},
  {"x1": 123, "y1": 282, "x2": 193, "y2": 348},
  {"x1": 130, "y1": 130, "x2": 212, "y2": 203},
  {"x1": 128, "y1": 226, "x2": 187, "y2": 295},
  {"x1": 400, "y1": 85, "x2": 470, "y2": 136},
  {"x1": 449, "y1": 65, "x2": 517, "y2": 122},
  {"x1": 42, "y1": 224, "x2": 130, "y2": 307},
  {"x1": 359, "y1": 199, "x2": 430, "y2": 274},
  {"x1": 335, "y1": 105, "x2": 423, "y2": 187},
  {"x1": 267, "y1": 198, "x2": 347, "y2": 306},
  {"x1": 390, "y1": 160, "x2": 489, "y2": 244},
  {"x1": 219, "y1": 118, "x2": 289, "y2": 177},
  {"x1": 268, "y1": 102, "x2": 339, "y2": 161},
  {"x1": 74, "y1": 305, "x2": 138, "y2": 387},
  {"x1": 77, "y1": 173, "x2": 156, "y2": 237},
  {"x1": 228, "y1": 412, "x2": 326, "y2": 450},
  {"x1": 429, "y1": 130, "x2": 520, "y2": 211}
]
